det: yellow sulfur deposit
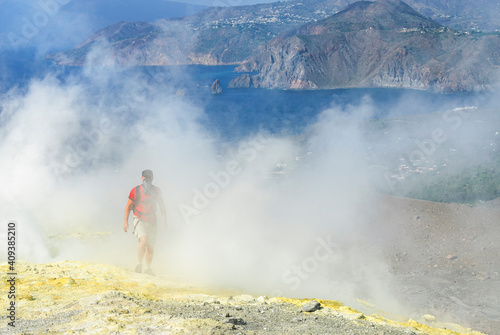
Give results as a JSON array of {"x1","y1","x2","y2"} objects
[{"x1": 0, "y1": 261, "x2": 486, "y2": 335}]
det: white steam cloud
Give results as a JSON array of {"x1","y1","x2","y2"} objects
[
  {"x1": 0, "y1": 53, "x2": 404, "y2": 312},
  {"x1": 1, "y1": 39, "x2": 498, "y2": 325}
]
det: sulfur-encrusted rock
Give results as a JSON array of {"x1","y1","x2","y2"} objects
[{"x1": 302, "y1": 300, "x2": 321, "y2": 312}]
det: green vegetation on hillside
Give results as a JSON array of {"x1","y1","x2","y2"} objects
[
  {"x1": 368, "y1": 107, "x2": 500, "y2": 205},
  {"x1": 400, "y1": 164, "x2": 500, "y2": 204}
]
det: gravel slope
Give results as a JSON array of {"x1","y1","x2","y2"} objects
[
  {"x1": 1, "y1": 195, "x2": 497, "y2": 334},
  {"x1": 0, "y1": 258, "x2": 486, "y2": 335},
  {"x1": 372, "y1": 195, "x2": 500, "y2": 335}
]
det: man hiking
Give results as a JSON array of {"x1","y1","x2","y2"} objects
[{"x1": 124, "y1": 169, "x2": 167, "y2": 275}]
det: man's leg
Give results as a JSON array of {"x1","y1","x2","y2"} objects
[
  {"x1": 143, "y1": 223, "x2": 157, "y2": 275},
  {"x1": 145, "y1": 243, "x2": 154, "y2": 270},
  {"x1": 136, "y1": 235, "x2": 148, "y2": 272}
]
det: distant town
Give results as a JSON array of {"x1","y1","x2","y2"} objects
[{"x1": 198, "y1": 3, "x2": 338, "y2": 30}]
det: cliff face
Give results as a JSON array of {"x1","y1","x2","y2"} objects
[{"x1": 232, "y1": 0, "x2": 500, "y2": 92}]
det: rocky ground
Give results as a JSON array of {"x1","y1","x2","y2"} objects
[
  {"x1": 1, "y1": 194, "x2": 498, "y2": 335},
  {"x1": 0, "y1": 260, "x2": 485, "y2": 335},
  {"x1": 372, "y1": 195, "x2": 500, "y2": 335}
]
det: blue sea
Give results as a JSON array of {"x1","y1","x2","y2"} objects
[
  {"x1": 0, "y1": 56, "x2": 487, "y2": 140},
  {"x1": 176, "y1": 65, "x2": 485, "y2": 139}
]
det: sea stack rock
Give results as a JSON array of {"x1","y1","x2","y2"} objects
[{"x1": 211, "y1": 79, "x2": 223, "y2": 95}]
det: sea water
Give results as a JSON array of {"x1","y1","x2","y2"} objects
[
  {"x1": 0, "y1": 57, "x2": 486, "y2": 140},
  {"x1": 174, "y1": 65, "x2": 483, "y2": 140}
]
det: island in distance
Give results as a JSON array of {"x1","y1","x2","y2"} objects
[
  {"x1": 230, "y1": 0, "x2": 500, "y2": 93},
  {"x1": 48, "y1": 0, "x2": 500, "y2": 93}
]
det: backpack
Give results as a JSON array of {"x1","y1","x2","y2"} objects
[{"x1": 133, "y1": 185, "x2": 157, "y2": 215}]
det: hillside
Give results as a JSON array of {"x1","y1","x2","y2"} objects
[
  {"x1": 367, "y1": 107, "x2": 500, "y2": 204},
  {"x1": 0, "y1": 260, "x2": 483, "y2": 334},
  {"x1": 298, "y1": 0, "x2": 441, "y2": 32},
  {"x1": 48, "y1": 0, "x2": 500, "y2": 68},
  {"x1": 48, "y1": 0, "x2": 344, "y2": 66},
  {"x1": 1, "y1": 260, "x2": 475, "y2": 335},
  {"x1": 404, "y1": 0, "x2": 500, "y2": 31},
  {"x1": 230, "y1": 0, "x2": 500, "y2": 92},
  {"x1": 372, "y1": 194, "x2": 500, "y2": 335},
  {"x1": 1, "y1": 193, "x2": 498, "y2": 334}
]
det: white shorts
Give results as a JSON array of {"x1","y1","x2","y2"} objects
[{"x1": 133, "y1": 216, "x2": 157, "y2": 245}]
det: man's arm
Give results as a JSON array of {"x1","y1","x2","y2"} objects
[
  {"x1": 124, "y1": 198, "x2": 134, "y2": 232},
  {"x1": 157, "y1": 188, "x2": 167, "y2": 228}
]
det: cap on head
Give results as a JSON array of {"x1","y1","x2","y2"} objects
[{"x1": 142, "y1": 170, "x2": 154, "y2": 179}]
